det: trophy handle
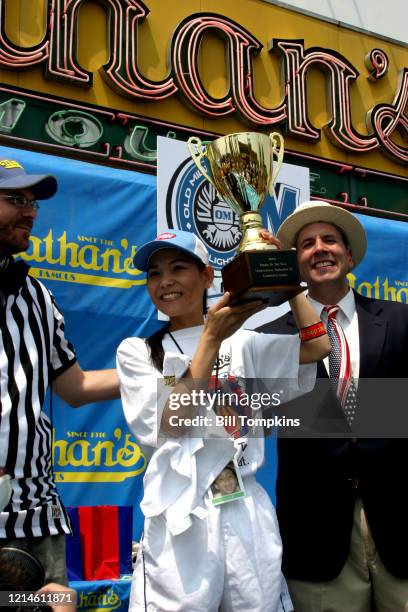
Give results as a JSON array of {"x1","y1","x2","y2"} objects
[
  {"x1": 269, "y1": 132, "x2": 285, "y2": 196},
  {"x1": 187, "y1": 136, "x2": 215, "y2": 188}
]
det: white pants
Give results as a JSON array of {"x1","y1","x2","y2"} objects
[{"x1": 130, "y1": 477, "x2": 293, "y2": 612}]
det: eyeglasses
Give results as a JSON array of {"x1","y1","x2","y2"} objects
[{"x1": 1, "y1": 194, "x2": 40, "y2": 211}]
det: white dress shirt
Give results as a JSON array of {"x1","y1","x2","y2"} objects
[{"x1": 308, "y1": 289, "x2": 360, "y2": 384}]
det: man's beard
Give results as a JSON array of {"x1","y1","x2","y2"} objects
[{"x1": 0, "y1": 223, "x2": 30, "y2": 255}]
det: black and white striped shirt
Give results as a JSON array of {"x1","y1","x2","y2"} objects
[{"x1": 0, "y1": 266, "x2": 76, "y2": 539}]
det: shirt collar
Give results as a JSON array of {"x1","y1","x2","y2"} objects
[{"x1": 307, "y1": 288, "x2": 356, "y2": 323}]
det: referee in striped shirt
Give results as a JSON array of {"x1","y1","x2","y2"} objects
[{"x1": 0, "y1": 159, "x2": 120, "y2": 585}]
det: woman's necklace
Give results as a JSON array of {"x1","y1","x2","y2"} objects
[
  {"x1": 167, "y1": 329, "x2": 220, "y2": 380},
  {"x1": 168, "y1": 331, "x2": 242, "y2": 501},
  {"x1": 168, "y1": 331, "x2": 184, "y2": 355}
]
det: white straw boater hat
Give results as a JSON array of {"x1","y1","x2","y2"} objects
[{"x1": 276, "y1": 200, "x2": 367, "y2": 268}]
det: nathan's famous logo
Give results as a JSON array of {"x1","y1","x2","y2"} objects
[
  {"x1": 52, "y1": 427, "x2": 147, "y2": 483},
  {"x1": 348, "y1": 273, "x2": 408, "y2": 303},
  {"x1": 166, "y1": 159, "x2": 241, "y2": 272},
  {"x1": 19, "y1": 229, "x2": 145, "y2": 289},
  {"x1": 77, "y1": 586, "x2": 124, "y2": 611}
]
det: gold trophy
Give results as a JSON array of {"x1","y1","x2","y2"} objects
[{"x1": 187, "y1": 131, "x2": 300, "y2": 304}]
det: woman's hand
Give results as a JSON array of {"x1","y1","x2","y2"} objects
[{"x1": 203, "y1": 292, "x2": 267, "y2": 345}]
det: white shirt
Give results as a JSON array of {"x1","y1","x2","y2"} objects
[
  {"x1": 308, "y1": 289, "x2": 360, "y2": 383},
  {"x1": 117, "y1": 326, "x2": 315, "y2": 534}
]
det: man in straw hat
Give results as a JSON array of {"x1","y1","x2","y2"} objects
[{"x1": 257, "y1": 200, "x2": 408, "y2": 611}]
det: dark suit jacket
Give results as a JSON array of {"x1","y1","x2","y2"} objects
[{"x1": 257, "y1": 291, "x2": 408, "y2": 580}]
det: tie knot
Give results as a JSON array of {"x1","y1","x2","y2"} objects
[{"x1": 324, "y1": 305, "x2": 339, "y2": 320}]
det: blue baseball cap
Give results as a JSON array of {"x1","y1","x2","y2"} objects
[
  {"x1": 134, "y1": 229, "x2": 209, "y2": 271},
  {"x1": 0, "y1": 159, "x2": 57, "y2": 199}
]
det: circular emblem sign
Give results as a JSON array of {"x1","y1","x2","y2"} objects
[{"x1": 166, "y1": 158, "x2": 241, "y2": 271}]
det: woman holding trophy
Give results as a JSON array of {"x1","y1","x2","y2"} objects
[{"x1": 117, "y1": 218, "x2": 329, "y2": 609}]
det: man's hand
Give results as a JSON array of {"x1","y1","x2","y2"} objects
[{"x1": 259, "y1": 229, "x2": 284, "y2": 249}]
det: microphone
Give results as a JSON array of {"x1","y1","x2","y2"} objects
[{"x1": 0, "y1": 547, "x2": 50, "y2": 611}]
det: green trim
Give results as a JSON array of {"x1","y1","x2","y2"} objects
[
  {"x1": 211, "y1": 490, "x2": 246, "y2": 505},
  {"x1": 0, "y1": 84, "x2": 407, "y2": 219}
]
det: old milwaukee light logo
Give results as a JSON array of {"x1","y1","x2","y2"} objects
[
  {"x1": 0, "y1": 1, "x2": 406, "y2": 165},
  {"x1": 165, "y1": 157, "x2": 241, "y2": 271}
]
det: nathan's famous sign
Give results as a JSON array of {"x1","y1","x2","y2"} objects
[
  {"x1": 52, "y1": 427, "x2": 147, "y2": 483},
  {"x1": 0, "y1": 0, "x2": 407, "y2": 168},
  {"x1": 20, "y1": 228, "x2": 144, "y2": 289}
]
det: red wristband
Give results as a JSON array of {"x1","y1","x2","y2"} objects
[{"x1": 299, "y1": 321, "x2": 326, "y2": 342}]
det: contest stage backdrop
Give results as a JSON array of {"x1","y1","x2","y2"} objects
[{"x1": 2, "y1": 143, "x2": 408, "y2": 540}]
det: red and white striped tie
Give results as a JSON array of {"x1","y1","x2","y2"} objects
[{"x1": 324, "y1": 305, "x2": 357, "y2": 425}]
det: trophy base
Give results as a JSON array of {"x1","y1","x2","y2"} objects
[{"x1": 222, "y1": 250, "x2": 301, "y2": 306}]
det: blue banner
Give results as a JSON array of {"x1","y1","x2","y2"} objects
[
  {"x1": 348, "y1": 213, "x2": 408, "y2": 301},
  {"x1": 2, "y1": 143, "x2": 407, "y2": 539},
  {"x1": 0, "y1": 144, "x2": 160, "y2": 539},
  {"x1": 71, "y1": 578, "x2": 131, "y2": 612}
]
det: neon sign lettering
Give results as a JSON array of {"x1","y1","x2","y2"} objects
[{"x1": 0, "y1": 1, "x2": 406, "y2": 163}]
